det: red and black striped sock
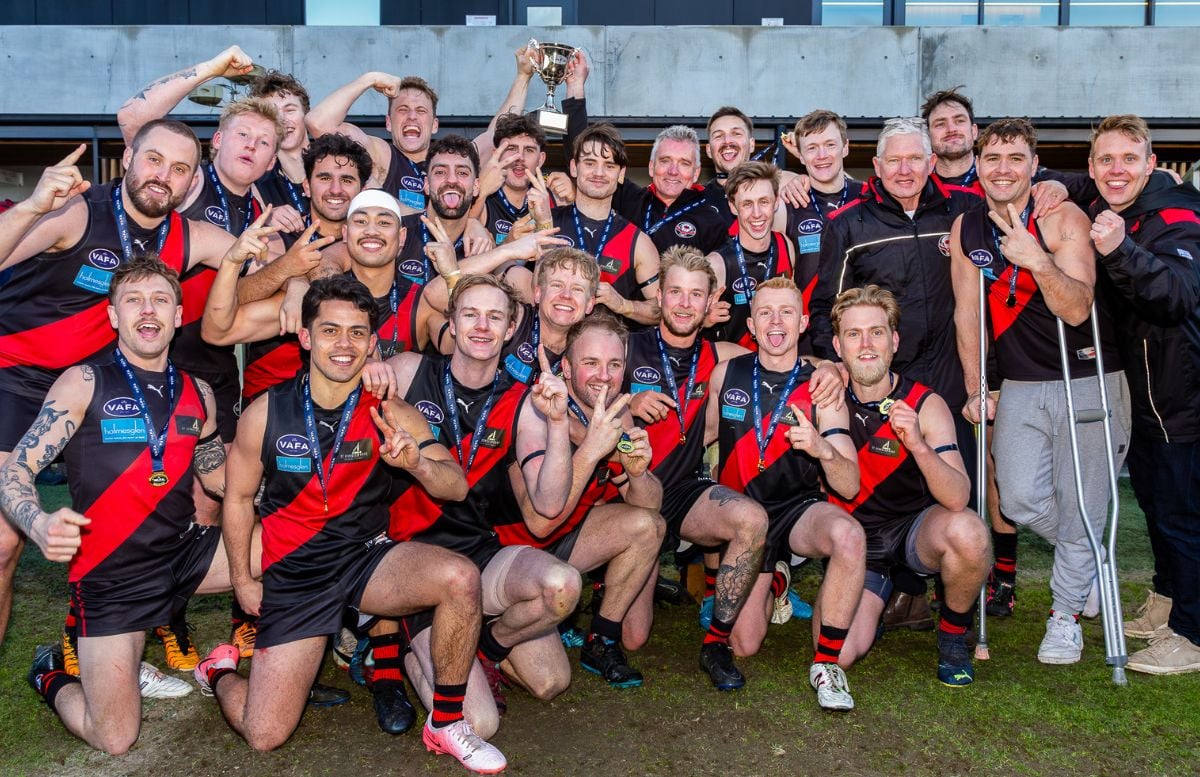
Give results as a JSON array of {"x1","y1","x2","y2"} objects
[
  {"x1": 703, "y1": 616, "x2": 733, "y2": 646},
  {"x1": 431, "y1": 682, "x2": 468, "y2": 729},
  {"x1": 992, "y1": 529, "x2": 1018, "y2": 581},
  {"x1": 703, "y1": 566, "x2": 718, "y2": 600},
  {"x1": 770, "y1": 570, "x2": 788, "y2": 599},
  {"x1": 938, "y1": 603, "x2": 973, "y2": 637},
  {"x1": 369, "y1": 632, "x2": 406, "y2": 684},
  {"x1": 35, "y1": 669, "x2": 80, "y2": 714},
  {"x1": 813, "y1": 623, "x2": 849, "y2": 664}
]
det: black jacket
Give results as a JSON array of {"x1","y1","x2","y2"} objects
[
  {"x1": 1093, "y1": 176, "x2": 1200, "y2": 443},
  {"x1": 810, "y1": 177, "x2": 980, "y2": 408}
]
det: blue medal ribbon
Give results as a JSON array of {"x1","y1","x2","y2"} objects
[
  {"x1": 643, "y1": 197, "x2": 703, "y2": 236},
  {"x1": 750, "y1": 358, "x2": 801, "y2": 473},
  {"x1": 442, "y1": 363, "x2": 500, "y2": 473},
  {"x1": 206, "y1": 163, "x2": 252, "y2": 235},
  {"x1": 733, "y1": 236, "x2": 776, "y2": 305},
  {"x1": 113, "y1": 348, "x2": 176, "y2": 486},
  {"x1": 278, "y1": 166, "x2": 309, "y2": 218},
  {"x1": 302, "y1": 374, "x2": 361, "y2": 514},
  {"x1": 809, "y1": 178, "x2": 851, "y2": 223},
  {"x1": 112, "y1": 183, "x2": 169, "y2": 262},
  {"x1": 655, "y1": 331, "x2": 700, "y2": 445},
  {"x1": 496, "y1": 187, "x2": 528, "y2": 221},
  {"x1": 988, "y1": 202, "x2": 1032, "y2": 308},
  {"x1": 572, "y1": 206, "x2": 614, "y2": 258}
]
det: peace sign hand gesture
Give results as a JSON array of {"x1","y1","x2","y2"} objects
[
  {"x1": 988, "y1": 203, "x2": 1052, "y2": 273},
  {"x1": 224, "y1": 205, "x2": 280, "y2": 266}
]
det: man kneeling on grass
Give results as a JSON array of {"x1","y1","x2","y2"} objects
[{"x1": 827, "y1": 285, "x2": 991, "y2": 686}]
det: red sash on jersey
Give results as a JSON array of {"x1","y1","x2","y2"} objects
[
  {"x1": 718, "y1": 381, "x2": 813, "y2": 493},
  {"x1": 987, "y1": 218, "x2": 1041, "y2": 340},
  {"x1": 242, "y1": 340, "x2": 302, "y2": 402},
  {"x1": 494, "y1": 461, "x2": 623, "y2": 548},
  {"x1": 0, "y1": 212, "x2": 186, "y2": 369}
]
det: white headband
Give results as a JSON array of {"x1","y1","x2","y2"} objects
[{"x1": 347, "y1": 189, "x2": 403, "y2": 219}]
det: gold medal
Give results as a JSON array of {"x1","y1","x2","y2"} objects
[
  {"x1": 879, "y1": 398, "x2": 895, "y2": 417},
  {"x1": 149, "y1": 471, "x2": 169, "y2": 488},
  {"x1": 757, "y1": 459, "x2": 766, "y2": 473},
  {"x1": 678, "y1": 433, "x2": 687, "y2": 445},
  {"x1": 617, "y1": 434, "x2": 635, "y2": 455}
]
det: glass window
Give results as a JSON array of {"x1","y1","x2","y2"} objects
[
  {"x1": 982, "y1": 0, "x2": 1059, "y2": 23},
  {"x1": 821, "y1": 0, "x2": 886, "y2": 25},
  {"x1": 306, "y1": 0, "x2": 380, "y2": 25},
  {"x1": 1069, "y1": 0, "x2": 1146, "y2": 24},
  {"x1": 1154, "y1": 0, "x2": 1200, "y2": 24},
  {"x1": 906, "y1": 0, "x2": 979, "y2": 23}
]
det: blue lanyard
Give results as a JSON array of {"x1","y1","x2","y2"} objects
[
  {"x1": 733, "y1": 236, "x2": 775, "y2": 304},
  {"x1": 384, "y1": 281, "x2": 402, "y2": 357},
  {"x1": 572, "y1": 206, "x2": 614, "y2": 258},
  {"x1": 566, "y1": 395, "x2": 590, "y2": 427},
  {"x1": 111, "y1": 183, "x2": 169, "y2": 262},
  {"x1": 206, "y1": 163, "x2": 251, "y2": 235},
  {"x1": 529, "y1": 311, "x2": 561, "y2": 376},
  {"x1": 655, "y1": 331, "x2": 700, "y2": 445},
  {"x1": 113, "y1": 348, "x2": 176, "y2": 486},
  {"x1": 643, "y1": 197, "x2": 703, "y2": 236},
  {"x1": 810, "y1": 178, "x2": 851, "y2": 223},
  {"x1": 496, "y1": 187, "x2": 527, "y2": 221},
  {"x1": 279, "y1": 166, "x2": 308, "y2": 218},
  {"x1": 988, "y1": 202, "x2": 1032, "y2": 308},
  {"x1": 302, "y1": 374, "x2": 361, "y2": 514},
  {"x1": 442, "y1": 363, "x2": 500, "y2": 473},
  {"x1": 961, "y1": 163, "x2": 977, "y2": 187},
  {"x1": 421, "y1": 223, "x2": 465, "y2": 284},
  {"x1": 397, "y1": 153, "x2": 426, "y2": 186},
  {"x1": 750, "y1": 358, "x2": 801, "y2": 473}
]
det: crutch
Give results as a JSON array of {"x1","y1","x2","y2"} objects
[
  {"x1": 1056, "y1": 304, "x2": 1128, "y2": 686},
  {"x1": 974, "y1": 270, "x2": 990, "y2": 661}
]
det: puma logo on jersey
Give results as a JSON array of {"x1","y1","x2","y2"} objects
[
  {"x1": 318, "y1": 420, "x2": 339, "y2": 433},
  {"x1": 457, "y1": 397, "x2": 476, "y2": 414},
  {"x1": 855, "y1": 412, "x2": 870, "y2": 426},
  {"x1": 760, "y1": 381, "x2": 778, "y2": 396},
  {"x1": 146, "y1": 384, "x2": 165, "y2": 398}
]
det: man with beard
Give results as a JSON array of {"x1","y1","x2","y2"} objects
[
  {"x1": 0, "y1": 122, "x2": 244, "y2": 649},
  {"x1": 950, "y1": 118, "x2": 1129, "y2": 666},
  {"x1": 706, "y1": 277, "x2": 865, "y2": 710},
  {"x1": 826, "y1": 285, "x2": 990, "y2": 686},
  {"x1": 1087, "y1": 115, "x2": 1200, "y2": 675},
  {"x1": 704, "y1": 162, "x2": 795, "y2": 351},
  {"x1": 249, "y1": 70, "x2": 314, "y2": 235},
  {"x1": 305, "y1": 47, "x2": 539, "y2": 214},
  {"x1": 4, "y1": 256, "x2": 255, "y2": 754},
  {"x1": 474, "y1": 113, "x2": 547, "y2": 244}
]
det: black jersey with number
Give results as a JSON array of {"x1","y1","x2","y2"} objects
[
  {"x1": 703, "y1": 230, "x2": 793, "y2": 351},
  {"x1": 715, "y1": 354, "x2": 822, "y2": 513},
  {"x1": 551, "y1": 206, "x2": 645, "y2": 320},
  {"x1": 62, "y1": 354, "x2": 207, "y2": 582},
  {"x1": 389, "y1": 354, "x2": 527, "y2": 567},
  {"x1": 0, "y1": 181, "x2": 188, "y2": 397},
  {"x1": 258, "y1": 376, "x2": 389, "y2": 572},
  {"x1": 381, "y1": 145, "x2": 427, "y2": 212},
  {"x1": 958, "y1": 205, "x2": 1122, "y2": 381},
  {"x1": 623, "y1": 329, "x2": 718, "y2": 485}
]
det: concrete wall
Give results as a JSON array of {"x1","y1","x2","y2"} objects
[{"x1": 0, "y1": 25, "x2": 1195, "y2": 121}]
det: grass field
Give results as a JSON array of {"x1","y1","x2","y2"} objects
[{"x1": 1, "y1": 482, "x2": 1197, "y2": 777}]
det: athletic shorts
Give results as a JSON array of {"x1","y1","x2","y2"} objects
[
  {"x1": 660, "y1": 477, "x2": 719, "y2": 551},
  {"x1": 0, "y1": 386, "x2": 46, "y2": 452},
  {"x1": 544, "y1": 522, "x2": 585, "y2": 563},
  {"x1": 862, "y1": 507, "x2": 937, "y2": 601},
  {"x1": 188, "y1": 368, "x2": 240, "y2": 443},
  {"x1": 256, "y1": 537, "x2": 393, "y2": 649},
  {"x1": 764, "y1": 496, "x2": 824, "y2": 570},
  {"x1": 69, "y1": 523, "x2": 220, "y2": 638}
]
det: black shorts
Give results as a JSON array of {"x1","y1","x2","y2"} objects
[
  {"x1": 863, "y1": 506, "x2": 937, "y2": 576},
  {"x1": 256, "y1": 538, "x2": 393, "y2": 649},
  {"x1": 544, "y1": 521, "x2": 585, "y2": 563},
  {"x1": 660, "y1": 477, "x2": 718, "y2": 551},
  {"x1": 188, "y1": 368, "x2": 240, "y2": 443},
  {"x1": 0, "y1": 386, "x2": 46, "y2": 452},
  {"x1": 764, "y1": 496, "x2": 824, "y2": 570},
  {"x1": 70, "y1": 523, "x2": 220, "y2": 638}
]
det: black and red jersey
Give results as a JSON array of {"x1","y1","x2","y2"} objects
[
  {"x1": 499, "y1": 303, "x2": 563, "y2": 386},
  {"x1": 373, "y1": 273, "x2": 425, "y2": 360},
  {"x1": 389, "y1": 354, "x2": 527, "y2": 567},
  {"x1": 255, "y1": 159, "x2": 309, "y2": 220},
  {"x1": 829, "y1": 375, "x2": 935, "y2": 529},
  {"x1": 551, "y1": 205, "x2": 644, "y2": 318},
  {"x1": 703, "y1": 230, "x2": 793, "y2": 350},
  {"x1": 382, "y1": 145, "x2": 427, "y2": 212},
  {"x1": 784, "y1": 180, "x2": 859, "y2": 318},
  {"x1": 243, "y1": 336, "x2": 303, "y2": 404},
  {"x1": 0, "y1": 181, "x2": 188, "y2": 397},
  {"x1": 958, "y1": 205, "x2": 1122, "y2": 381},
  {"x1": 483, "y1": 190, "x2": 526, "y2": 244},
  {"x1": 494, "y1": 448, "x2": 622, "y2": 550},
  {"x1": 715, "y1": 354, "x2": 822, "y2": 513},
  {"x1": 61, "y1": 354, "x2": 207, "y2": 582},
  {"x1": 623, "y1": 329, "x2": 718, "y2": 485},
  {"x1": 396, "y1": 212, "x2": 467, "y2": 286},
  {"x1": 258, "y1": 376, "x2": 390, "y2": 572}
]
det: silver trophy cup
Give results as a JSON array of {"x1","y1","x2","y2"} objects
[{"x1": 529, "y1": 38, "x2": 577, "y2": 135}]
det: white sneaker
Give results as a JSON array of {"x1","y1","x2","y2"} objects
[
  {"x1": 1038, "y1": 610, "x2": 1083, "y2": 665},
  {"x1": 1082, "y1": 578, "x2": 1100, "y2": 619},
  {"x1": 770, "y1": 561, "x2": 793, "y2": 625},
  {"x1": 139, "y1": 661, "x2": 193, "y2": 699},
  {"x1": 422, "y1": 717, "x2": 507, "y2": 774},
  {"x1": 809, "y1": 662, "x2": 854, "y2": 711}
]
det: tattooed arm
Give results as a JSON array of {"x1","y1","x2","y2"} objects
[
  {"x1": 117, "y1": 46, "x2": 254, "y2": 145},
  {"x1": 193, "y1": 380, "x2": 227, "y2": 499},
  {"x1": 0, "y1": 367, "x2": 94, "y2": 562}
]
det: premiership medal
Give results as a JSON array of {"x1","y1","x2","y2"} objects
[
  {"x1": 879, "y1": 398, "x2": 895, "y2": 418},
  {"x1": 149, "y1": 471, "x2": 169, "y2": 487},
  {"x1": 617, "y1": 433, "x2": 635, "y2": 455}
]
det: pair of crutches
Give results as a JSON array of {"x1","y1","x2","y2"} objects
[{"x1": 974, "y1": 272, "x2": 1127, "y2": 684}]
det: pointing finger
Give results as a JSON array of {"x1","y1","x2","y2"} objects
[{"x1": 57, "y1": 143, "x2": 88, "y2": 167}]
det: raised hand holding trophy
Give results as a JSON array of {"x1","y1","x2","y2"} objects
[{"x1": 528, "y1": 38, "x2": 577, "y2": 135}]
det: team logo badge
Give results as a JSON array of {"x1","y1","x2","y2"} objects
[
  {"x1": 275, "y1": 433, "x2": 311, "y2": 457},
  {"x1": 479, "y1": 428, "x2": 505, "y2": 448},
  {"x1": 598, "y1": 257, "x2": 620, "y2": 275},
  {"x1": 103, "y1": 397, "x2": 141, "y2": 418},
  {"x1": 496, "y1": 219, "x2": 513, "y2": 235},
  {"x1": 516, "y1": 342, "x2": 536, "y2": 363},
  {"x1": 399, "y1": 259, "x2": 425, "y2": 278},
  {"x1": 722, "y1": 388, "x2": 750, "y2": 407},
  {"x1": 88, "y1": 248, "x2": 120, "y2": 270},
  {"x1": 731, "y1": 276, "x2": 757, "y2": 294},
  {"x1": 415, "y1": 400, "x2": 445, "y2": 424},
  {"x1": 968, "y1": 249, "x2": 993, "y2": 268},
  {"x1": 401, "y1": 176, "x2": 424, "y2": 192},
  {"x1": 175, "y1": 416, "x2": 202, "y2": 436},
  {"x1": 632, "y1": 366, "x2": 661, "y2": 384},
  {"x1": 797, "y1": 218, "x2": 823, "y2": 235},
  {"x1": 205, "y1": 205, "x2": 228, "y2": 226},
  {"x1": 938, "y1": 235, "x2": 951, "y2": 257},
  {"x1": 675, "y1": 221, "x2": 697, "y2": 239},
  {"x1": 337, "y1": 438, "x2": 374, "y2": 463}
]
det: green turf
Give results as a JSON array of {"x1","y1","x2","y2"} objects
[{"x1": 1, "y1": 482, "x2": 1197, "y2": 776}]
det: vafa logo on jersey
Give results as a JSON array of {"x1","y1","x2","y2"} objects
[
  {"x1": 415, "y1": 400, "x2": 445, "y2": 425},
  {"x1": 399, "y1": 259, "x2": 424, "y2": 279},
  {"x1": 722, "y1": 388, "x2": 750, "y2": 407},
  {"x1": 88, "y1": 249, "x2": 120, "y2": 270},
  {"x1": 632, "y1": 366, "x2": 661, "y2": 384},
  {"x1": 797, "y1": 218, "x2": 823, "y2": 236},
  {"x1": 276, "y1": 434, "x2": 311, "y2": 457},
  {"x1": 968, "y1": 249, "x2": 993, "y2": 268},
  {"x1": 205, "y1": 206, "x2": 228, "y2": 226},
  {"x1": 103, "y1": 397, "x2": 141, "y2": 417},
  {"x1": 401, "y1": 176, "x2": 423, "y2": 192}
]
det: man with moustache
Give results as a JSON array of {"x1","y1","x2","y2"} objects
[
  {"x1": 706, "y1": 277, "x2": 865, "y2": 710},
  {"x1": 0, "y1": 122, "x2": 245, "y2": 649},
  {"x1": 4, "y1": 256, "x2": 249, "y2": 754},
  {"x1": 950, "y1": 118, "x2": 1129, "y2": 665},
  {"x1": 475, "y1": 113, "x2": 547, "y2": 244},
  {"x1": 1086, "y1": 114, "x2": 1200, "y2": 675}
]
